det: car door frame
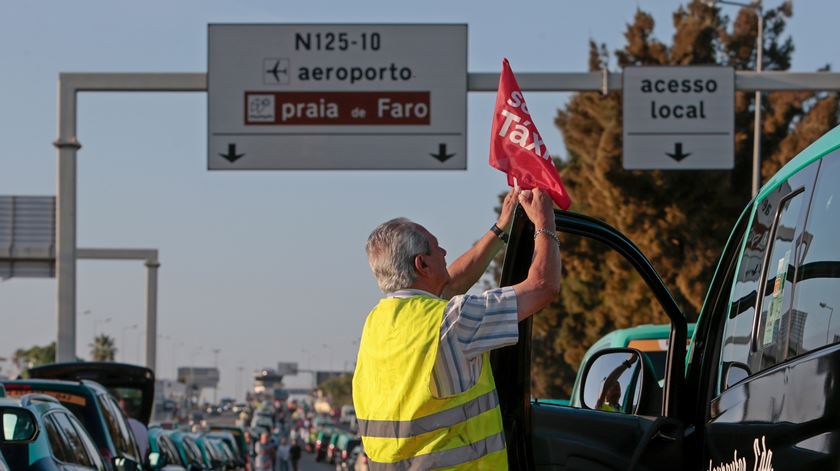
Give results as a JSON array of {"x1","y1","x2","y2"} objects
[{"x1": 492, "y1": 207, "x2": 688, "y2": 469}]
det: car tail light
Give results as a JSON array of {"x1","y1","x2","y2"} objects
[{"x1": 3, "y1": 384, "x2": 31, "y2": 390}]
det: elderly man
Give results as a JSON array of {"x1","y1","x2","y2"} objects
[{"x1": 353, "y1": 188, "x2": 561, "y2": 470}]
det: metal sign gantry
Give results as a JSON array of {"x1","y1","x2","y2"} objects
[{"x1": 53, "y1": 69, "x2": 840, "y2": 364}]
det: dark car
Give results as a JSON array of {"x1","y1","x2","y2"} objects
[
  {"x1": 3, "y1": 379, "x2": 143, "y2": 471},
  {"x1": 0, "y1": 394, "x2": 107, "y2": 470},
  {"x1": 492, "y1": 125, "x2": 840, "y2": 470}
]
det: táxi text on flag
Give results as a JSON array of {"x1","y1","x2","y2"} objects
[{"x1": 489, "y1": 58, "x2": 571, "y2": 210}]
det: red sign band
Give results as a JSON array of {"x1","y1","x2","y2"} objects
[{"x1": 245, "y1": 91, "x2": 431, "y2": 125}]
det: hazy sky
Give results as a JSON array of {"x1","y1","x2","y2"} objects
[{"x1": 1, "y1": 0, "x2": 838, "y2": 399}]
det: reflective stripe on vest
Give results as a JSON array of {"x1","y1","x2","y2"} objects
[
  {"x1": 368, "y1": 432, "x2": 506, "y2": 471},
  {"x1": 358, "y1": 389, "x2": 499, "y2": 438}
]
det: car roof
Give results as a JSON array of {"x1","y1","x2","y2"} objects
[
  {"x1": 759, "y1": 123, "x2": 840, "y2": 200},
  {"x1": 3, "y1": 378, "x2": 106, "y2": 395},
  {"x1": 0, "y1": 395, "x2": 73, "y2": 415}
]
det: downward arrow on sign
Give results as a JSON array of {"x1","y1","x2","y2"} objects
[
  {"x1": 666, "y1": 142, "x2": 691, "y2": 162},
  {"x1": 219, "y1": 143, "x2": 245, "y2": 163}
]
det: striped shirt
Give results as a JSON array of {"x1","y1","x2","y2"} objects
[{"x1": 387, "y1": 287, "x2": 519, "y2": 397}]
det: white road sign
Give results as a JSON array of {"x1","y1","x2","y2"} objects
[
  {"x1": 208, "y1": 24, "x2": 467, "y2": 170},
  {"x1": 623, "y1": 66, "x2": 734, "y2": 170},
  {"x1": 0, "y1": 196, "x2": 56, "y2": 279}
]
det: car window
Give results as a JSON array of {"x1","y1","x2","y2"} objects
[
  {"x1": 96, "y1": 394, "x2": 138, "y2": 461},
  {"x1": 51, "y1": 412, "x2": 95, "y2": 467},
  {"x1": 750, "y1": 189, "x2": 807, "y2": 371},
  {"x1": 790, "y1": 150, "x2": 840, "y2": 357},
  {"x1": 68, "y1": 413, "x2": 107, "y2": 471},
  {"x1": 43, "y1": 414, "x2": 72, "y2": 463},
  {"x1": 183, "y1": 437, "x2": 203, "y2": 464},
  {"x1": 160, "y1": 435, "x2": 183, "y2": 466},
  {"x1": 718, "y1": 161, "x2": 818, "y2": 392},
  {"x1": 529, "y1": 231, "x2": 671, "y2": 408}
]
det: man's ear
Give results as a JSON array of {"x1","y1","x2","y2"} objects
[{"x1": 414, "y1": 254, "x2": 428, "y2": 273}]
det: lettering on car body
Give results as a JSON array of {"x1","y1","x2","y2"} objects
[{"x1": 707, "y1": 436, "x2": 774, "y2": 471}]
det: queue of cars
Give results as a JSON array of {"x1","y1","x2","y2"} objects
[
  {"x1": 0, "y1": 362, "x2": 248, "y2": 471},
  {"x1": 303, "y1": 416, "x2": 366, "y2": 471}
]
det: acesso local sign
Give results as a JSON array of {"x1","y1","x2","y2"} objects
[
  {"x1": 208, "y1": 24, "x2": 467, "y2": 170},
  {"x1": 622, "y1": 66, "x2": 734, "y2": 170}
]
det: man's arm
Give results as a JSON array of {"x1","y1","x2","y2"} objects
[
  {"x1": 511, "y1": 189, "x2": 562, "y2": 321},
  {"x1": 440, "y1": 188, "x2": 519, "y2": 300}
]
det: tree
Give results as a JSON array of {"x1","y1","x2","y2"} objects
[
  {"x1": 12, "y1": 342, "x2": 56, "y2": 372},
  {"x1": 318, "y1": 374, "x2": 353, "y2": 408},
  {"x1": 89, "y1": 334, "x2": 117, "y2": 362},
  {"x1": 507, "y1": 1, "x2": 837, "y2": 398}
]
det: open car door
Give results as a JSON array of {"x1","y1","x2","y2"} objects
[
  {"x1": 492, "y1": 208, "x2": 688, "y2": 471},
  {"x1": 27, "y1": 362, "x2": 155, "y2": 426}
]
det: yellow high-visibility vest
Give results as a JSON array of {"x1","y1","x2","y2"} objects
[{"x1": 353, "y1": 294, "x2": 508, "y2": 470}]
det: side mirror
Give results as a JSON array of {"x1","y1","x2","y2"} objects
[
  {"x1": 0, "y1": 407, "x2": 38, "y2": 443},
  {"x1": 580, "y1": 348, "x2": 650, "y2": 415}
]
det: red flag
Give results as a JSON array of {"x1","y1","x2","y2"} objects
[{"x1": 489, "y1": 58, "x2": 571, "y2": 210}]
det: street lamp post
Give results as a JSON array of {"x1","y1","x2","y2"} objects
[
  {"x1": 703, "y1": 0, "x2": 764, "y2": 196},
  {"x1": 322, "y1": 343, "x2": 334, "y2": 371},
  {"x1": 122, "y1": 324, "x2": 138, "y2": 363},
  {"x1": 211, "y1": 348, "x2": 221, "y2": 404}
]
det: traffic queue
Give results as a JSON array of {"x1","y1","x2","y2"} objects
[{"x1": 0, "y1": 362, "x2": 247, "y2": 471}]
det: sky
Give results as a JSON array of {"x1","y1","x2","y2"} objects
[{"x1": 1, "y1": 0, "x2": 839, "y2": 401}]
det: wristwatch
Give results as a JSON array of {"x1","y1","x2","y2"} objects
[{"x1": 490, "y1": 223, "x2": 509, "y2": 243}]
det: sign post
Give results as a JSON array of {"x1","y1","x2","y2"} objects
[
  {"x1": 623, "y1": 66, "x2": 735, "y2": 170},
  {"x1": 208, "y1": 24, "x2": 468, "y2": 170}
]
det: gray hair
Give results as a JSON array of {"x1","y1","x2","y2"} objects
[{"x1": 366, "y1": 218, "x2": 430, "y2": 293}]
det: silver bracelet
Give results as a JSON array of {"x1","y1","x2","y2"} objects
[{"x1": 534, "y1": 228, "x2": 560, "y2": 245}]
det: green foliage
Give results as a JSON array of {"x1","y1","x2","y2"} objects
[
  {"x1": 89, "y1": 334, "x2": 117, "y2": 362},
  {"x1": 502, "y1": 1, "x2": 837, "y2": 399},
  {"x1": 318, "y1": 374, "x2": 353, "y2": 408},
  {"x1": 12, "y1": 342, "x2": 56, "y2": 373}
]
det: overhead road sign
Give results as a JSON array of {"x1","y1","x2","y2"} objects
[
  {"x1": 0, "y1": 196, "x2": 56, "y2": 279},
  {"x1": 622, "y1": 66, "x2": 735, "y2": 170},
  {"x1": 208, "y1": 24, "x2": 467, "y2": 170},
  {"x1": 177, "y1": 367, "x2": 220, "y2": 388}
]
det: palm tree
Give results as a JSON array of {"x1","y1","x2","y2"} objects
[{"x1": 89, "y1": 334, "x2": 117, "y2": 361}]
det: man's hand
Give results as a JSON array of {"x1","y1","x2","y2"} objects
[
  {"x1": 518, "y1": 188, "x2": 556, "y2": 230},
  {"x1": 496, "y1": 188, "x2": 520, "y2": 231}
]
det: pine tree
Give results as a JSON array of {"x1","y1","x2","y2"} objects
[{"x1": 517, "y1": 1, "x2": 838, "y2": 398}]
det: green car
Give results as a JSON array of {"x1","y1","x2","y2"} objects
[
  {"x1": 0, "y1": 394, "x2": 108, "y2": 470},
  {"x1": 207, "y1": 426, "x2": 248, "y2": 469},
  {"x1": 2, "y1": 379, "x2": 142, "y2": 471},
  {"x1": 567, "y1": 323, "x2": 697, "y2": 408},
  {"x1": 205, "y1": 430, "x2": 246, "y2": 470},
  {"x1": 493, "y1": 124, "x2": 840, "y2": 469},
  {"x1": 164, "y1": 430, "x2": 205, "y2": 471},
  {"x1": 190, "y1": 433, "x2": 228, "y2": 470},
  {"x1": 146, "y1": 425, "x2": 187, "y2": 470}
]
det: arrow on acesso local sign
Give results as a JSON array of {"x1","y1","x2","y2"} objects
[
  {"x1": 666, "y1": 142, "x2": 691, "y2": 162},
  {"x1": 220, "y1": 143, "x2": 245, "y2": 163}
]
